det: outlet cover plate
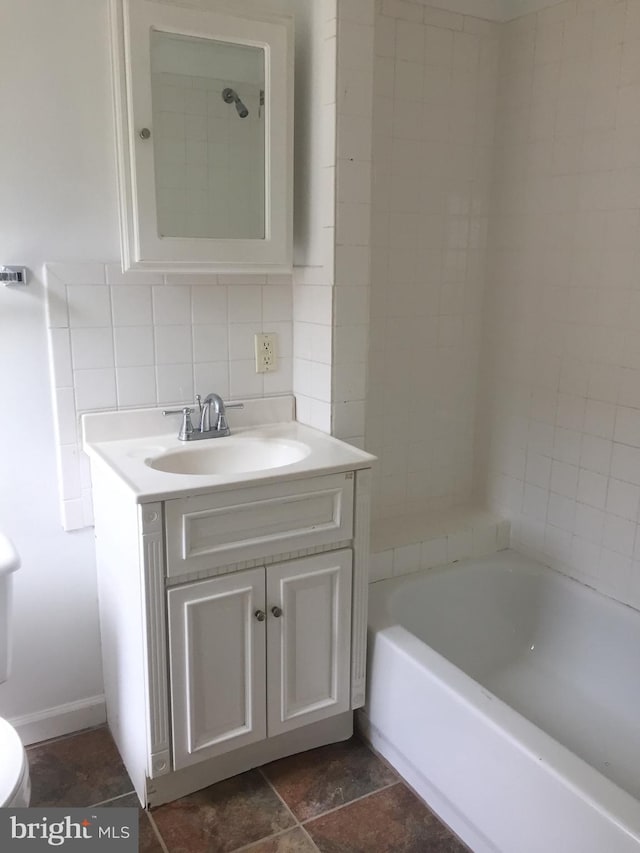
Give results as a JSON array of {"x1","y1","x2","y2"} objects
[{"x1": 255, "y1": 333, "x2": 278, "y2": 373}]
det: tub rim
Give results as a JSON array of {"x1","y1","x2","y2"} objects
[{"x1": 367, "y1": 552, "x2": 640, "y2": 842}]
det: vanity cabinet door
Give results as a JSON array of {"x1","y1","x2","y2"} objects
[
  {"x1": 266, "y1": 550, "x2": 353, "y2": 737},
  {"x1": 168, "y1": 568, "x2": 266, "y2": 770}
]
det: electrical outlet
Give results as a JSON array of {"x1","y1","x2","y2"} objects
[{"x1": 255, "y1": 333, "x2": 278, "y2": 373}]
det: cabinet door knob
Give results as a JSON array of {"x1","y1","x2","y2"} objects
[
  {"x1": 271, "y1": 606, "x2": 283, "y2": 618},
  {"x1": 255, "y1": 610, "x2": 266, "y2": 622},
  {"x1": 139, "y1": 127, "x2": 151, "y2": 140}
]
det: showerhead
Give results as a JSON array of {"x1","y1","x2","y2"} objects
[{"x1": 222, "y1": 87, "x2": 249, "y2": 119}]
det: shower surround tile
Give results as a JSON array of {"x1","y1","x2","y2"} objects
[
  {"x1": 366, "y1": 3, "x2": 501, "y2": 520},
  {"x1": 481, "y1": 0, "x2": 640, "y2": 609}
]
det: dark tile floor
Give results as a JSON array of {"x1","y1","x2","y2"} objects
[{"x1": 27, "y1": 726, "x2": 468, "y2": 853}]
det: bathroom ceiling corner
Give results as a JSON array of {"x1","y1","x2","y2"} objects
[
  {"x1": 420, "y1": 0, "x2": 567, "y2": 23},
  {"x1": 499, "y1": 0, "x2": 568, "y2": 21}
]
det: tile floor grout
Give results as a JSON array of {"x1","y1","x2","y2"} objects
[
  {"x1": 146, "y1": 811, "x2": 171, "y2": 853},
  {"x1": 359, "y1": 729, "x2": 473, "y2": 852},
  {"x1": 253, "y1": 766, "x2": 320, "y2": 853},
  {"x1": 28, "y1": 726, "x2": 466, "y2": 852},
  {"x1": 229, "y1": 824, "x2": 309, "y2": 853},
  {"x1": 90, "y1": 790, "x2": 136, "y2": 808},
  {"x1": 298, "y1": 823, "x2": 322, "y2": 853},
  {"x1": 301, "y1": 779, "x2": 401, "y2": 826}
]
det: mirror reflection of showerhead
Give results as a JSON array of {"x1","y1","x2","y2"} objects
[{"x1": 222, "y1": 87, "x2": 249, "y2": 118}]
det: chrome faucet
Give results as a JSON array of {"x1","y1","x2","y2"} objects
[{"x1": 163, "y1": 393, "x2": 244, "y2": 441}]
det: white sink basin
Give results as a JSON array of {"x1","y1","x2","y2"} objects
[{"x1": 146, "y1": 437, "x2": 311, "y2": 476}]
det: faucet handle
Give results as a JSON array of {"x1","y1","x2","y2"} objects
[
  {"x1": 162, "y1": 407, "x2": 194, "y2": 441},
  {"x1": 214, "y1": 401, "x2": 244, "y2": 432}
]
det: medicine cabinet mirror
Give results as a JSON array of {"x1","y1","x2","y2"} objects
[{"x1": 110, "y1": 1, "x2": 293, "y2": 273}]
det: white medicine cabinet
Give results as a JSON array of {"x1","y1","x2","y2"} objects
[{"x1": 110, "y1": 1, "x2": 294, "y2": 273}]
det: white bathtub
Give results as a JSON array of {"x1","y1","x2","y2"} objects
[{"x1": 360, "y1": 550, "x2": 640, "y2": 853}]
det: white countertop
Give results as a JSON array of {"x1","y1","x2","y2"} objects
[{"x1": 82, "y1": 396, "x2": 375, "y2": 503}]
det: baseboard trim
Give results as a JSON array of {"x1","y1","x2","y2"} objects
[{"x1": 9, "y1": 695, "x2": 107, "y2": 746}]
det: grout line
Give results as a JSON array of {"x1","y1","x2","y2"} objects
[
  {"x1": 257, "y1": 766, "x2": 302, "y2": 828},
  {"x1": 298, "y1": 823, "x2": 322, "y2": 852},
  {"x1": 358, "y1": 725, "x2": 472, "y2": 851},
  {"x1": 146, "y1": 811, "x2": 171, "y2": 853},
  {"x1": 301, "y1": 780, "x2": 401, "y2": 825},
  {"x1": 229, "y1": 825, "x2": 304, "y2": 853},
  {"x1": 89, "y1": 790, "x2": 136, "y2": 808}
]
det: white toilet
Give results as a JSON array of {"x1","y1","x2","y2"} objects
[{"x1": 0, "y1": 533, "x2": 31, "y2": 807}]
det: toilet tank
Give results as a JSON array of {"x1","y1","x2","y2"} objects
[{"x1": 0, "y1": 534, "x2": 20, "y2": 684}]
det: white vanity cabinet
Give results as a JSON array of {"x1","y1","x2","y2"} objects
[
  {"x1": 90, "y1": 459, "x2": 372, "y2": 808},
  {"x1": 168, "y1": 550, "x2": 352, "y2": 770}
]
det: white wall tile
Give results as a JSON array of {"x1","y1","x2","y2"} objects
[
  {"x1": 366, "y1": 4, "x2": 497, "y2": 517},
  {"x1": 70, "y1": 328, "x2": 114, "y2": 370},
  {"x1": 53, "y1": 387, "x2": 78, "y2": 445},
  {"x1": 228, "y1": 323, "x2": 263, "y2": 362},
  {"x1": 48, "y1": 262, "x2": 105, "y2": 285},
  {"x1": 263, "y1": 285, "x2": 293, "y2": 322},
  {"x1": 152, "y1": 286, "x2": 191, "y2": 325},
  {"x1": 370, "y1": 550, "x2": 393, "y2": 582},
  {"x1": 192, "y1": 324, "x2": 229, "y2": 363},
  {"x1": 156, "y1": 363, "x2": 194, "y2": 404},
  {"x1": 48, "y1": 328, "x2": 73, "y2": 387},
  {"x1": 116, "y1": 366, "x2": 157, "y2": 408},
  {"x1": 229, "y1": 359, "x2": 264, "y2": 398},
  {"x1": 193, "y1": 362, "x2": 230, "y2": 399},
  {"x1": 67, "y1": 285, "x2": 111, "y2": 328},
  {"x1": 606, "y1": 478, "x2": 640, "y2": 521},
  {"x1": 154, "y1": 325, "x2": 192, "y2": 365},
  {"x1": 74, "y1": 368, "x2": 117, "y2": 411},
  {"x1": 105, "y1": 263, "x2": 163, "y2": 286},
  {"x1": 264, "y1": 358, "x2": 294, "y2": 395},
  {"x1": 192, "y1": 286, "x2": 228, "y2": 324},
  {"x1": 482, "y1": 1, "x2": 640, "y2": 607},
  {"x1": 421, "y1": 536, "x2": 447, "y2": 569},
  {"x1": 228, "y1": 286, "x2": 262, "y2": 323},
  {"x1": 47, "y1": 266, "x2": 292, "y2": 530},
  {"x1": 113, "y1": 326, "x2": 154, "y2": 367},
  {"x1": 111, "y1": 286, "x2": 153, "y2": 326},
  {"x1": 393, "y1": 542, "x2": 421, "y2": 576}
]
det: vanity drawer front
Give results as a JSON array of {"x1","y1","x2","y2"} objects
[{"x1": 164, "y1": 473, "x2": 354, "y2": 577}]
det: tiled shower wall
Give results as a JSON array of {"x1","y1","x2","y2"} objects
[
  {"x1": 481, "y1": 1, "x2": 640, "y2": 608},
  {"x1": 45, "y1": 263, "x2": 292, "y2": 530},
  {"x1": 366, "y1": 2, "x2": 500, "y2": 520}
]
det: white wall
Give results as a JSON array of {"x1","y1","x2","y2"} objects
[
  {"x1": 481, "y1": 1, "x2": 640, "y2": 609},
  {"x1": 0, "y1": 0, "x2": 118, "y2": 728},
  {"x1": 0, "y1": 0, "x2": 319, "y2": 736},
  {"x1": 366, "y1": 3, "x2": 500, "y2": 520}
]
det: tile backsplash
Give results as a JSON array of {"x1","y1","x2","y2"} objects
[{"x1": 45, "y1": 262, "x2": 292, "y2": 530}]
